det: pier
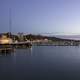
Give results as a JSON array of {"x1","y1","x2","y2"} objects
[{"x1": 12, "y1": 42, "x2": 32, "y2": 48}]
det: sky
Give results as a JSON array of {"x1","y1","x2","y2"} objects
[{"x1": 0, "y1": 0, "x2": 80, "y2": 35}]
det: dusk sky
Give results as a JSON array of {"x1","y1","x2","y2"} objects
[{"x1": 0, "y1": 0, "x2": 80, "y2": 35}]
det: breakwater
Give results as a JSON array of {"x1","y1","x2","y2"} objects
[{"x1": 32, "y1": 40, "x2": 80, "y2": 46}]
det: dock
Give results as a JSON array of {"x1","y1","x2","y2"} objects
[{"x1": 12, "y1": 42, "x2": 32, "y2": 48}]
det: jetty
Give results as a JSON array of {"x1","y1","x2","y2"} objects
[{"x1": 12, "y1": 42, "x2": 32, "y2": 48}]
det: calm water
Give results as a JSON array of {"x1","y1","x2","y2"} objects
[{"x1": 0, "y1": 46, "x2": 80, "y2": 80}]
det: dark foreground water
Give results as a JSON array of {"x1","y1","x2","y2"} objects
[{"x1": 0, "y1": 46, "x2": 80, "y2": 80}]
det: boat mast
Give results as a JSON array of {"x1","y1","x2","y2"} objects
[{"x1": 9, "y1": 8, "x2": 12, "y2": 38}]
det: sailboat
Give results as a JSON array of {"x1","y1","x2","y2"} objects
[{"x1": 0, "y1": 9, "x2": 14, "y2": 53}]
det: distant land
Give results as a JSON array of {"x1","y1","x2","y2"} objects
[
  {"x1": 55, "y1": 35, "x2": 80, "y2": 40},
  {"x1": 0, "y1": 32, "x2": 80, "y2": 41}
]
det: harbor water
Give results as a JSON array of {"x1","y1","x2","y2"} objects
[{"x1": 0, "y1": 46, "x2": 80, "y2": 80}]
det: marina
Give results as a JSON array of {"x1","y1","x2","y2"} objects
[{"x1": 0, "y1": 36, "x2": 80, "y2": 53}]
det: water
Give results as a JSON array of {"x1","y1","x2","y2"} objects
[{"x1": 0, "y1": 46, "x2": 80, "y2": 80}]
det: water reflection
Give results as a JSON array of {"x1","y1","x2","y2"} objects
[
  {"x1": 0, "y1": 49, "x2": 15, "y2": 56},
  {"x1": 0, "y1": 47, "x2": 33, "y2": 56},
  {"x1": 1, "y1": 46, "x2": 80, "y2": 80},
  {"x1": 14, "y1": 47, "x2": 33, "y2": 56}
]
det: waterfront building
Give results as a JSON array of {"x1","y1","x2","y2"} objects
[{"x1": 0, "y1": 35, "x2": 13, "y2": 44}]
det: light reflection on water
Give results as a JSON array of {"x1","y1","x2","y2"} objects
[
  {"x1": 0, "y1": 47, "x2": 33, "y2": 56},
  {"x1": 0, "y1": 51, "x2": 13, "y2": 56}
]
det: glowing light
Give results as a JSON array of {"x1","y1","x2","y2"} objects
[{"x1": 0, "y1": 35, "x2": 13, "y2": 44}]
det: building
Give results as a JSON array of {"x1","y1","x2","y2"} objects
[{"x1": 0, "y1": 35, "x2": 13, "y2": 44}]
